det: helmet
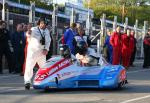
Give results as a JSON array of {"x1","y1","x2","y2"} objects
[
  {"x1": 60, "y1": 44, "x2": 71, "y2": 58},
  {"x1": 77, "y1": 41, "x2": 87, "y2": 55}
]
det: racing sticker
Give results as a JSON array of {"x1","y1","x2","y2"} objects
[
  {"x1": 35, "y1": 59, "x2": 72, "y2": 81},
  {"x1": 119, "y1": 69, "x2": 126, "y2": 81}
]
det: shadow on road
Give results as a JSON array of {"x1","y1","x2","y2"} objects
[{"x1": 0, "y1": 84, "x2": 150, "y2": 95}]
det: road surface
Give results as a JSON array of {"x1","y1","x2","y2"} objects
[{"x1": 0, "y1": 60, "x2": 150, "y2": 103}]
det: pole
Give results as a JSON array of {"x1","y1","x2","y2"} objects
[
  {"x1": 6, "y1": 9, "x2": 9, "y2": 30},
  {"x1": 124, "y1": 17, "x2": 128, "y2": 33},
  {"x1": 2, "y1": 0, "x2": 5, "y2": 21},
  {"x1": 97, "y1": 39, "x2": 100, "y2": 54},
  {"x1": 52, "y1": 4, "x2": 57, "y2": 55},
  {"x1": 100, "y1": 14, "x2": 106, "y2": 54},
  {"x1": 29, "y1": 1, "x2": 35, "y2": 25},
  {"x1": 87, "y1": 0, "x2": 90, "y2": 35},
  {"x1": 134, "y1": 19, "x2": 138, "y2": 39},
  {"x1": 141, "y1": 21, "x2": 147, "y2": 58},
  {"x1": 113, "y1": 16, "x2": 117, "y2": 32},
  {"x1": 134, "y1": 19, "x2": 138, "y2": 58},
  {"x1": 70, "y1": 7, "x2": 74, "y2": 26}
]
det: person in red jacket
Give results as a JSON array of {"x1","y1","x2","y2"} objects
[
  {"x1": 110, "y1": 26, "x2": 122, "y2": 65},
  {"x1": 121, "y1": 29, "x2": 134, "y2": 68}
]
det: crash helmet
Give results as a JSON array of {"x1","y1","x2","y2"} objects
[
  {"x1": 77, "y1": 41, "x2": 87, "y2": 55},
  {"x1": 60, "y1": 44, "x2": 71, "y2": 58}
]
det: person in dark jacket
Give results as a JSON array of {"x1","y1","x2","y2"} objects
[
  {"x1": 73, "y1": 27, "x2": 91, "y2": 55},
  {"x1": 143, "y1": 29, "x2": 150, "y2": 68},
  {"x1": 11, "y1": 24, "x2": 26, "y2": 74},
  {"x1": 130, "y1": 30, "x2": 137, "y2": 66},
  {"x1": 0, "y1": 20, "x2": 13, "y2": 74}
]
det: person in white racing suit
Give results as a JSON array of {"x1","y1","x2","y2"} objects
[{"x1": 24, "y1": 17, "x2": 51, "y2": 90}]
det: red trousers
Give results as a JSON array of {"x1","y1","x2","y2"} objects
[
  {"x1": 112, "y1": 47, "x2": 122, "y2": 65},
  {"x1": 122, "y1": 50, "x2": 131, "y2": 67}
]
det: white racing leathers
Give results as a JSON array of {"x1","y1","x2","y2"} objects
[{"x1": 24, "y1": 27, "x2": 51, "y2": 84}]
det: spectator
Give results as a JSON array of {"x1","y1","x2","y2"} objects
[
  {"x1": 62, "y1": 25, "x2": 69, "y2": 44},
  {"x1": 24, "y1": 17, "x2": 51, "y2": 90},
  {"x1": 63, "y1": 23, "x2": 77, "y2": 54},
  {"x1": 130, "y1": 30, "x2": 137, "y2": 66},
  {"x1": 121, "y1": 29, "x2": 134, "y2": 69},
  {"x1": 110, "y1": 26, "x2": 122, "y2": 65},
  {"x1": 11, "y1": 24, "x2": 26, "y2": 74},
  {"x1": 143, "y1": 29, "x2": 150, "y2": 68},
  {"x1": 46, "y1": 25, "x2": 53, "y2": 60},
  {"x1": 104, "y1": 30, "x2": 113, "y2": 64},
  {"x1": 0, "y1": 20, "x2": 13, "y2": 74},
  {"x1": 23, "y1": 24, "x2": 28, "y2": 32},
  {"x1": 22, "y1": 23, "x2": 28, "y2": 40}
]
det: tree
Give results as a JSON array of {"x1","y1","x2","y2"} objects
[{"x1": 84, "y1": 0, "x2": 150, "y2": 26}]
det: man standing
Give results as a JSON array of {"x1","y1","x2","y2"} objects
[
  {"x1": 130, "y1": 30, "x2": 137, "y2": 66},
  {"x1": 104, "y1": 30, "x2": 113, "y2": 64},
  {"x1": 11, "y1": 24, "x2": 25, "y2": 74},
  {"x1": 110, "y1": 26, "x2": 122, "y2": 65},
  {"x1": 143, "y1": 29, "x2": 150, "y2": 68},
  {"x1": 121, "y1": 29, "x2": 134, "y2": 69},
  {"x1": 64, "y1": 23, "x2": 77, "y2": 54},
  {"x1": 0, "y1": 21, "x2": 13, "y2": 74},
  {"x1": 24, "y1": 17, "x2": 51, "y2": 90}
]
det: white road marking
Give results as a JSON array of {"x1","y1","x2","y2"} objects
[
  {"x1": 0, "y1": 83, "x2": 23, "y2": 85},
  {"x1": 120, "y1": 95, "x2": 150, "y2": 103},
  {"x1": 0, "y1": 87, "x2": 24, "y2": 93},
  {"x1": 127, "y1": 69, "x2": 150, "y2": 74},
  {"x1": 0, "y1": 75, "x2": 20, "y2": 78}
]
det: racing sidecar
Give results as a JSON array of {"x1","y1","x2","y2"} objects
[{"x1": 33, "y1": 54, "x2": 127, "y2": 90}]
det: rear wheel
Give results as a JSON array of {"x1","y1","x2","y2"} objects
[{"x1": 118, "y1": 80, "x2": 128, "y2": 89}]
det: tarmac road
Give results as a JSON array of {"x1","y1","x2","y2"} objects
[{"x1": 0, "y1": 60, "x2": 150, "y2": 103}]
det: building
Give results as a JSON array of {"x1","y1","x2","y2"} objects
[
  {"x1": 65, "y1": 2, "x2": 93, "y2": 23},
  {"x1": 54, "y1": 0, "x2": 94, "y2": 23}
]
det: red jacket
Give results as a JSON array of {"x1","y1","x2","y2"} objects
[
  {"x1": 121, "y1": 34, "x2": 134, "y2": 54},
  {"x1": 144, "y1": 36, "x2": 150, "y2": 46},
  {"x1": 130, "y1": 35, "x2": 135, "y2": 53},
  {"x1": 110, "y1": 32, "x2": 122, "y2": 47}
]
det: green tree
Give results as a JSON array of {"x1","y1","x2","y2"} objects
[{"x1": 84, "y1": 0, "x2": 150, "y2": 26}]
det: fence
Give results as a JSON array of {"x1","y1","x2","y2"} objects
[{"x1": 91, "y1": 14, "x2": 148, "y2": 58}]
